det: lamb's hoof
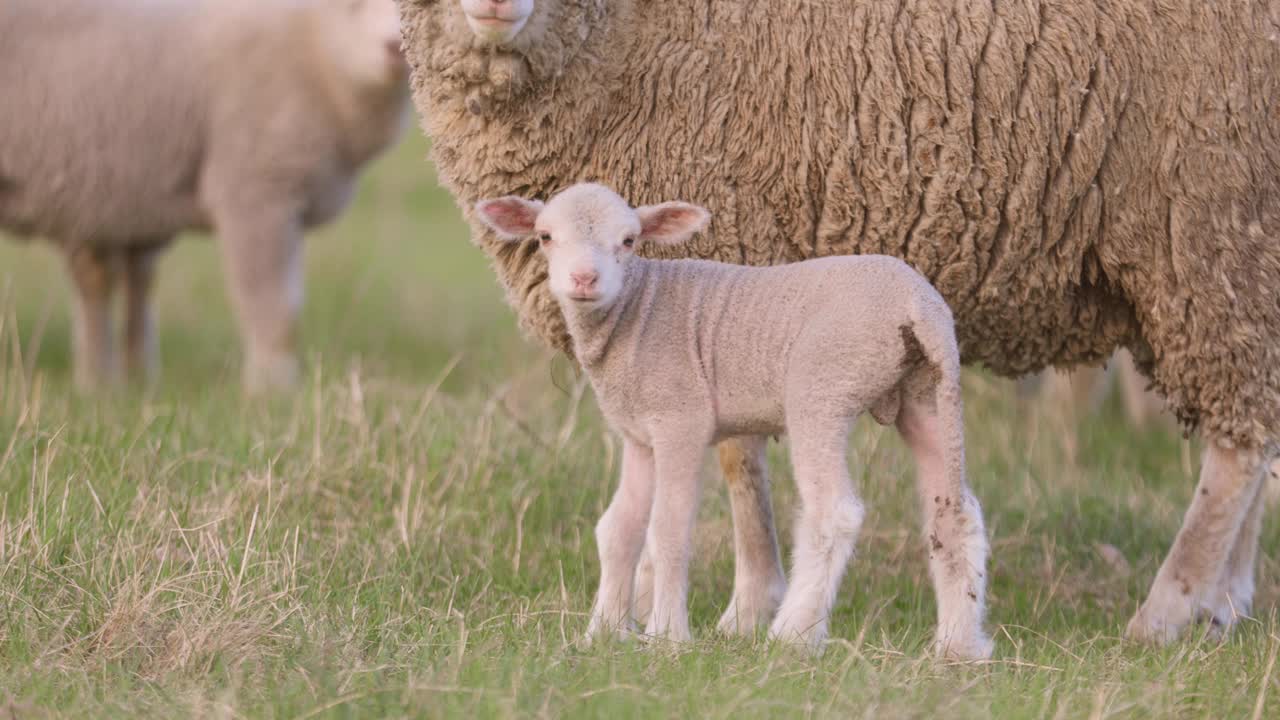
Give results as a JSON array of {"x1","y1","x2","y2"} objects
[
  {"x1": 642, "y1": 617, "x2": 693, "y2": 645},
  {"x1": 768, "y1": 611, "x2": 827, "y2": 655},
  {"x1": 637, "y1": 630, "x2": 693, "y2": 650},
  {"x1": 716, "y1": 580, "x2": 787, "y2": 637},
  {"x1": 582, "y1": 619, "x2": 639, "y2": 647},
  {"x1": 933, "y1": 632, "x2": 994, "y2": 662}
]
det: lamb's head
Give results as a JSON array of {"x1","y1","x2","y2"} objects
[
  {"x1": 407, "y1": 1, "x2": 613, "y2": 112},
  {"x1": 475, "y1": 184, "x2": 709, "y2": 311},
  {"x1": 315, "y1": 0, "x2": 411, "y2": 90}
]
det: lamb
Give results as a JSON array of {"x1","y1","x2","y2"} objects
[
  {"x1": 475, "y1": 183, "x2": 993, "y2": 659},
  {"x1": 400, "y1": 0, "x2": 1280, "y2": 644},
  {"x1": 0, "y1": 0, "x2": 412, "y2": 391}
]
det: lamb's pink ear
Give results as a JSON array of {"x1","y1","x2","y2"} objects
[
  {"x1": 474, "y1": 197, "x2": 545, "y2": 241},
  {"x1": 635, "y1": 202, "x2": 711, "y2": 245}
]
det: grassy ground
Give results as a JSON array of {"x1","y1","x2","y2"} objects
[{"x1": 1, "y1": 132, "x2": 1277, "y2": 719}]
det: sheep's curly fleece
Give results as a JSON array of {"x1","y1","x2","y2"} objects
[{"x1": 401, "y1": 0, "x2": 1280, "y2": 447}]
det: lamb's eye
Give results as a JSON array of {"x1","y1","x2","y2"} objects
[
  {"x1": 622, "y1": 236, "x2": 635, "y2": 249},
  {"x1": 538, "y1": 232, "x2": 552, "y2": 245}
]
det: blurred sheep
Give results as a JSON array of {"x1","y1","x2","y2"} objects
[{"x1": 0, "y1": 0, "x2": 412, "y2": 391}]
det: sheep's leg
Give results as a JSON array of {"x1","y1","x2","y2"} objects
[
  {"x1": 215, "y1": 205, "x2": 304, "y2": 393},
  {"x1": 65, "y1": 246, "x2": 119, "y2": 390},
  {"x1": 715, "y1": 436, "x2": 787, "y2": 636},
  {"x1": 643, "y1": 437, "x2": 707, "y2": 643},
  {"x1": 586, "y1": 439, "x2": 655, "y2": 642},
  {"x1": 1126, "y1": 440, "x2": 1269, "y2": 644},
  {"x1": 122, "y1": 243, "x2": 164, "y2": 384},
  {"x1": 896, "y1": 392, "x2": 992, "y2": 661},
  {"x1": 769, "y1": 415, "x2": 862, "y2": 652},
  {"x1": 1209, "y1": 460, "x2": 1270, "y2": 630},
  {"x1": 1267, "y1": 458, "x2": 1280, "y2": 507}
]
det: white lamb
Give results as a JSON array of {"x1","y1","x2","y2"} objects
[{"x1": 475, "y1": 183, "x2": 993, "y2": 660}]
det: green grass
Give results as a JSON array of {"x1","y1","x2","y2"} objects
[{"x1": 1, "y1": 131, "x2": 1277, "y2": 719}]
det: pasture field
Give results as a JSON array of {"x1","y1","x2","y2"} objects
[{"x1": 1, "y1": 133, "x2": 1277, "y2": 719}]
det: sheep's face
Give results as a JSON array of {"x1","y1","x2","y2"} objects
[
  {"x1": 475, "y1": 184, "x2": 710, "y2": 312},
  {"x1": 458, "y1": 0, "x2": 537, "y2": 45},
  {"x1": 415, "y1": 1, "x2": 610, "y2": 112},
  {"x1": 320, "y1": 0, "x2": 410, "y2": 89}
]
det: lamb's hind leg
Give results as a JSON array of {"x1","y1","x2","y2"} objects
[
  {"x1": 896, "y1": 383, "x2": 992, "y2": 661},
  {"x1": 769, "y1": 414, "x2": 863, "y2": 652},
  {"x1": 715, "y1": 436, "x2": 787, "y2": 635},
  {"x1": 1127, "y1": 440, "x2": 1269, "y2": 644}
]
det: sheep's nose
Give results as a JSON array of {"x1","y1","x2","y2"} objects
[
  {"x1": 571, "y1": 270, "x2": 599, "y2": 289},
  {"x1": 385, "y1": 38, "x2": 404, "y2": 60}
]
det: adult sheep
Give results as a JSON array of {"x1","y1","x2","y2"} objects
[
  {"x1": 400, "y1": 0, "x2": 1280, "y2": 644},
  {"x1": 0, "y1": 0, "x2": 411, "y2": 391}
]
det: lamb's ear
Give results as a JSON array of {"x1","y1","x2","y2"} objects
[
  {"x1": 474, "y1": 197, "x2": 545, "y2": 241},
  {"x1": 635, "y1": 202, "x2": 711, "y2": 245}
]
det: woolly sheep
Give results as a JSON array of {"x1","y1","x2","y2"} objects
[
  {"x1": 475, "y1": 183, "x2": 992, "y2": 658},
  {"x1": 0, "y1": 0, "x2": 411, "y2": 391},
  {"x1": 402, "y1": 0, "x2": 1280, "y2": 644}
]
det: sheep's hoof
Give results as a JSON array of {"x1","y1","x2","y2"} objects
[
  {"x1": 933, "y1": 632, "x2": 994, "y2": 662},
  {"x1": 1124, "y1": 609, "x2": 1185, "y2": 646},
  {"x1": 242, "y1": 352, "x2": 299, "y2": 395}
]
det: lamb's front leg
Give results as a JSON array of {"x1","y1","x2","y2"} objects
[
  {"x1": 634, "y1": 436, "x2": 787, "y2": 635},
  {"x1": 644, "y1": 436, "x2": 708, "y2": 643},
  {"x1": 586, "y1": 439, "x2": 655, "y2": 642}
]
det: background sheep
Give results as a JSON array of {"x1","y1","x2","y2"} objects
[
  {"x1": 476, "y1": 182, "x2": 991, "y2": 659},
  {"x1": 0, "y1": 0, "x2": 411, "y2": 391},
  {"x1": 1026, "y1": 351, "x2": 1167, "y2": 430},
  {"x1": 400, "y1": 0, "x2": 1280, "y2": 643}
]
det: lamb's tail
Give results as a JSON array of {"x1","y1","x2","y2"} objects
[{"x1": 906, "y1": 290, "x2": 965, "y2": 493}]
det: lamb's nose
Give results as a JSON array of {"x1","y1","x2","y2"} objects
[
  {"x1": 571, "y1": 271, "x2": 599, "y2": 289},
  {"x1": 385, "y1": 38, "x2": 404, "y2": 60}
]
